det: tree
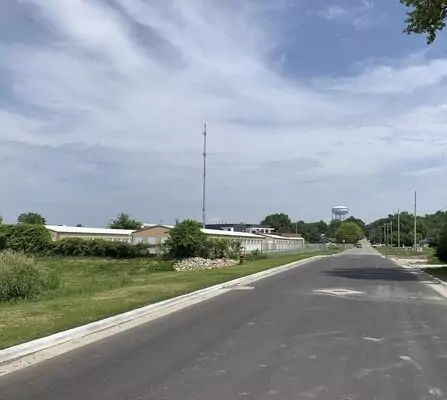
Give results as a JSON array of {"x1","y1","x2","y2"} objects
[
  {"x1": 401, "y1": 0, "x2": 447, "y2": 44},
  {"x1": 17, "y1": 212, "x2": 46, "y2": 225},
  {"x1": 76, "y1": 224, "x2": 83, "y2": 227},
  {"x1": 367, "y1": 211, "x2": 429, "y2": 246},
  {"x1": 260, "y1": 213, "x2": 292, "y2": 233},
  {"x1": 335, "y1": 222, "x2": 363, "y2": 244},
  {"x1": 0, "y1": 215, "x2": 3, "y2": 224},
  {"x1": 163, "y1": 219, "x2": 207, "y2": 259},
  {"x1": 327, "y1": 219, "x2": 342, "y2": 239},
  {"x1": 345, "y1": 216, "x2": 366, "y2": 233},
  {"x1": 108, "y1": 213, "x2": 142, "y2": 230},
  {"x1": 434, "y1": 223, "x2": 447, "y2": 262}
]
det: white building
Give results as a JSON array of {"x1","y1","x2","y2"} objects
[{"x1": 45, "y1": 225, "x2": 135, "y2": 242}]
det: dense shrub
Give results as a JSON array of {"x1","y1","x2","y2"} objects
[
  {"x1": 434, "y1": 224, "x2": 447, "y2": 263},
  {"x1": 0, "y1": 251, "x2": 43, "y2": 301},
  {"x1": 49, "y1": 238, "x2": 150, "y2": 259},
  {"x1": 163, "y1": 220, "x2": 243, "y2": 260},
  {"x1": 0, "y1": 224, "x2": 52, "y2": 253},
  {"x1": 0, "y1": 234, "x2": 6, "y2": 251},
  {"x1": 163, "y1": 220, "x2": 208, "y2": 259},
  {"x1": 206, "y1": 238, "x2": 230, "y2": 259},
  {"x1": 50, "y1": 238, "x2": 92, "y2": 257}
]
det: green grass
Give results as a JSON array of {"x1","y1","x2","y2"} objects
[
  {"x1": 424, "y1": 266, "x2": 447, "y2": 281},
  {"x1": 0, "y1": 251, "x2": 335, "y2": 350}
]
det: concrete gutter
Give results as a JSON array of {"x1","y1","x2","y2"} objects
[
  {"x1": 0, "y1": 255, "x2": 326, "y2": 368},
  {"x1": 388, "y1": 257, "x2": 447, "y2": 296}
]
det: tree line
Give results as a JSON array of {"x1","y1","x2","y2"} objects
[
  {"x1": 260, "y1": 213, "x2": 365, "y2": 244},
  {"x1": 366, "y1": 210, "x2": 447, "y2": 247},
  {"x1": 0, "y1": 212, "x2": 143, "y2": 230}
]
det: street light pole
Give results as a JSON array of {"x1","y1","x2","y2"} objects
[
  {"x1": 390, "y1": 221, "x2": 393, "y2": 247},
  {"x1": 397, "y1": 209, "x2": 401, "y2": 249}
]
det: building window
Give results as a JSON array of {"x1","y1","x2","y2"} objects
[{"x1": 148, "y1": 237, "x2": 157, "y2": 245}]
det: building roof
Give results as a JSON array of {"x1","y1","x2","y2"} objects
[
  {"x1": 260, "y1": 233, "x2": 304, "y2": 241},
  {"x1": 201, "y1": 228, "x2": 264, "y2": 239},
  {"x1": 45, "y1": 225, "x2": 135, "y2": 236},
  {"x1": 135, "y1": 225, "x2": 263, "y2": 239},
  {"x1": 206, "y1": 223, "x2": 272, "y2": 228},
  {"x1": 135, "y1": 224, "x2": 174, "y2": 232}
]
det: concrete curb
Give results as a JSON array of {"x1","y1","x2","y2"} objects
[
  {"x1": 0, "y1": 254, "x2": 326, "y2": 366},
  {"x1": 388, "y1": 257, "x2": 447, "y2": 288}
]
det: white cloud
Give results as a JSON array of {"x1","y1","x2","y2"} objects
[
  {"x1": 332, "y1": 58, "x2": 447, "y2": 94},
  {"x1": 311, "y1": 1, "x2": 386, "y2": 30},
  {"x1": 316, "y1": 6, "x2": 348, "y2": 20},
  {"x1": 0, "y1": 0, "x2": 446, "y2": 224}
]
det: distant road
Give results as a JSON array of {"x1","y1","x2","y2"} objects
[{"x1": 2, "y1": 245, "x2": 447, "y2": 399}]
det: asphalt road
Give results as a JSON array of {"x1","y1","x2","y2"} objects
[{"x1": 2, "y1": 247, "x2": 447, "y2": 399}]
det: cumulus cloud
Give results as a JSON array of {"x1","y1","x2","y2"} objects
[{"x1": 0, "y1": 0, "x2": 446, "y2": 224}]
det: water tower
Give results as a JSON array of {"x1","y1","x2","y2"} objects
[{"x1": 332, "y1": 206, "x2": 349, "y2": 221}]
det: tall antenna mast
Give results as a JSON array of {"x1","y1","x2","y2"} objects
[
  {"x1": 202, "y1": 122, "x2": 207, "y2": 228},
  {"x1": 413, "y1": 190, "x2": 417, "y2": 251}
]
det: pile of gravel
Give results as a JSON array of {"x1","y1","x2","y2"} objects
[{"x1": 174, "y1": 257, "x2": 238, "y2": 271}]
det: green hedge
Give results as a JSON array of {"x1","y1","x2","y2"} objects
[
  {"x1": 48, "y1": 238, "x2": 150, "y2": 259},
  {"x1": 0, "y1": 224, "x2": 150, "y2": 259},
  {"x1": 0, "y1": 224, "x2": 52, "y2": 253}
]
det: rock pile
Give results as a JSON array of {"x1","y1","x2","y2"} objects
[{"x1": 174, "y1": 257, "x2": 238, "y2": 271}]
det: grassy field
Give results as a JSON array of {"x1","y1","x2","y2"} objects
[
  {"x1": 424, "y1": 267, "x2": 447, "y2": 282},
  {"x1": 0, "y1": 251, "x2": 334, "y2": 350}
]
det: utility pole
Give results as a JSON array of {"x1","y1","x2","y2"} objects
[
  {"x1": 383, "y1": 224, "x2": 387, "y2": 246},
  {"x1": 202, "y1": 122, "x2": 207, "y2": 229},
  {"x1": 413, "y1": 190, "x2": 417, "y2": 252},
  {"x1": 390, "y1": 221, "x2": 393, "y2": 247},
  {"x1": 397, "y1": 209, "x2": 401, "y2": 248}
]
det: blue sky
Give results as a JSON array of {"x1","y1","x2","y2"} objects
[{"x1": 1, "y1": 0, "x2": 447, "y2": 226}]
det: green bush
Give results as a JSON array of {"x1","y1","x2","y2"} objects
[
  {"x1": 245, "y1": 249, "x2": 268, "y2": 261},
  {"x1": 206, "y1": 238, "x2": 230, "y2": 259},
  {"x1": 434, "y1": 224, "x2": 447, "y2": 263},
  {"x1": 0, "y1": 251, "x2": 43, "y2": 301},
  {"x1": 51, "y1": 238, "x2": 91, "y2": 256},
  {"x1": 0, "y1": 235, "x2": 6, "y2": 251},
  {"x1": 49, "y1": 237, "x2": 150, "y2": 259},
  {"x1": 163, "y1": 220, "x2": 208, "y2": 259},
  {"x1": 163, "y1": 220, "x2": 244, "y2": 260},
  {"x1": 228, "y1": 240, "x2": 243, "y2": 259},
  {"x1": 0, "y1": 224, "x2": 52, "y2": 253}
]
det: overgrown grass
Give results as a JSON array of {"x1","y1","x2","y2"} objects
[
  {"x1": 0, "y1": 251, "x2": 335, "y2": 350},
  {"x1": 0, "y1": 252, "x2": 60, "y2": 301}
]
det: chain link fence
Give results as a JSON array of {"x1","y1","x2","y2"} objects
[{"x1": 251, "y1": 242, "x2": 352, "y2": 257}]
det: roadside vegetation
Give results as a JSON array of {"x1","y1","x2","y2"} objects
[
  {"x1": 0, "y1": 219, "x2": 341, "y2": 350},
  {"x1": 377, "y1": 246, "x2": 442, "y2": 265},
  {"x1": 0, "y1": 252, "x2": 334, "y2": 350}
]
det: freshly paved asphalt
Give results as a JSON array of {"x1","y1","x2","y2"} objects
[{"x1": 2, "y1": 245, "x2": 447, "y2": 399}]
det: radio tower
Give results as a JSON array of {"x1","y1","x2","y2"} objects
[{"x1": 202, "y1": 122, "x2": 207, "y2": 228}]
